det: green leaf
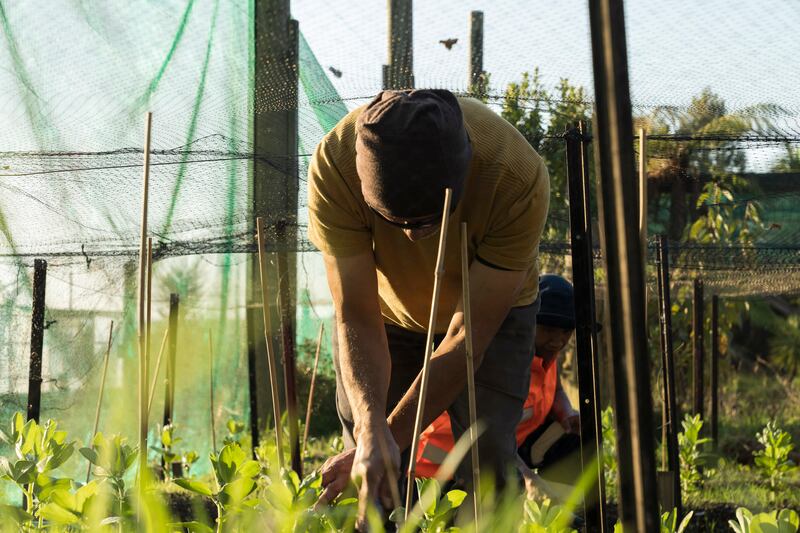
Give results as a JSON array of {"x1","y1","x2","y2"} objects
[
  {"x1": 238, "y1": 459, "x2": 261, "y2": 479},
  {"x1": 79, "y1": 447, "x2": 98, "y2": 466},
  {"x1": 0, "y1": 504, "x2": 33, "y2": 525},
  {"x1": 217, "y1": 444, "x2": 246, "y2": 483},
  {"x1": 220, "y1": 477, "x2": 257, "y2": 506},
  {"x1": 444, "y1": 489, "x2": 467, "y2": 510},
  {"x1": 38, "y1": 502, "x2": 80, "y2": 525},
  {"x1": 174, "y1": 478, "x2": 214, "y2": 497}
]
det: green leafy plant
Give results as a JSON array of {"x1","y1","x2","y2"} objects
[
  {"x1": 753, "y1": 420, "x2": 798, "y2": 503},
  {"x1": 660, "y1": 508, "x2": 694, "y2": 533},
  {"x1": 611, "y1": 509, "x2": 693, "y2": 533},
  {"x1": 151, "y1": 424, "x2": 199, "y2": 480},
  {"x1": 174, "y1": 442, "x2": 262, "y2": 532},
  {"x1": 729, "y1": 506, "x2": 799, "y2": 533},
  {"x1": 80, "y1": 432, "x2": 138, "y2": 525},
  {"x1": 520, "y1": 498, "x2": 577, "y2": 533},
  {"x1": 223, "y1": 419, "x2": 246, "y2": 446},
  {"x1": 0, "y1": 412, "x2": 75, "y2": 521},
  {"x1": 399, "y1": 478, "x2": 467, "y2": 532},
  {"x1": 601, "y1": 406, "x2": 618, "y2": 501},
  {"x1": 678, "y1": 414, "x2": 714, "y2": 493}
]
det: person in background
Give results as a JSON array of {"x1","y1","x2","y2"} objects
[{"x1": 416, "y1": 274, "x2": 582, "y2": 497}]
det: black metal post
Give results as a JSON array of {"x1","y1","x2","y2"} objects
[
  {"x1": 588, "y1": 0, "x2": 659, "y2": 530},
  {"x1": 711, "y1": 295, "x2": 719, "y2": 449},
  {"x1": 277, "y1": 222, "x2": 302, "y2": 475},
  {"x1": 693, "y1": 279, "x2": 704, "y2": 418},
  {"x1": 565, "y1": 124, "x2": 605, "y2": 532},
  {"x1": 162, "y1": 293, "x2": 179, "y2": 429},
  {"x1": 655, "y1": 235, "x2": 682, "y2": 516},
  {"x1": 27, "y1": 259, "x2": 47, "y2": 422},
  {"x1": 161, "y1": 293, "x2": 180, "y2": 479}
]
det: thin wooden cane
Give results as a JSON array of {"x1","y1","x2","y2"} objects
[
  {"x1": 209, "y1": 330, "x2": 217, "y2": 454},
  {"x1": 460, "y1": 222, "x2": 481, "y2": 525},
  {"x1": 87, "y1": 321, "x2": 114, "y2": 483},
  {"x1": 146, "y1": 237, "x2": 153, "y2": 401},
  {"x1": 137, "y1": 112, "x2": 152, "y2": 495},
  {"x1": 146, "y1": 328, "x2": 170, "y2": 417},
  {"x1": 404, "y1": 188, "x2": 453, "y2": 519},
  {"x1": 256, "y1": 217, "x2": 285, "y2": 469},
  {"x1": 301, "y1": 323, "x2": 324, "y2": 459}
]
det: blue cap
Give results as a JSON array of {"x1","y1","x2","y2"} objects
[{"x1": 537, "y1": 275, "x2": 576, "y2": 330}]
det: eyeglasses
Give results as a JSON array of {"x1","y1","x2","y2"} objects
[{"x1": 368, "y1": 206, "x2": 442, "y2": 230}]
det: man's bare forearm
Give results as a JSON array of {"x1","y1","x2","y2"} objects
[
  {"x1": 336, "y1": 312, "x2": 392, "y2": 439},
  {"x1": 386, "y1": 327, "x2": 469, "y2": 450}
]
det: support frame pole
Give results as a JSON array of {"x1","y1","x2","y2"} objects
[
  {"x1": 655, "y1": 235, "x2": 682, "y2": 516},
  {"x1": 711, "y1": 294, "x2": 719, "y2": 449},
  {"x1": 692, "y1": 279, "x2": 705, "y2": 418},
  {"x1": 587, "y1": 0, "x2": 659, "y2": 529},
  {"x1": 565, "y1": 124, "x2": 605, "y2": 532},
  {"x1": 26, "y1": 259, "x2": 47, "y2": 423}
]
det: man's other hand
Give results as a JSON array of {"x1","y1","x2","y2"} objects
[
  {"x1": 316, "y1": 447, "x2": 357, "y2": 508},
  {"x1": 351, "y1": 422, "x2": 400, "y2": 529}
]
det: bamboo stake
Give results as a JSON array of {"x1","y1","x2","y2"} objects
[
  {"x1": 404, "y1": 188, "x2": 453, "y2": 519},
  {"x1": 209, "y1": 330, "x2": 217, "y2": 454},
  {"x1": 256, "y1": 217, "x2": 285, "y2": 469},
  {"x1": 137, "y1": 112, "x2": 152, "y2": 494},
  {"x1": 146, "y1": 237, "x2": 153, "y2": 393},
  {"x1": 460, "y1": 222, "x2": 481, "y2": 525},
  {"x1": 146, "y1": 328, "x2": 170, "y2": 417},
  {"x1": 86, "y1": 321, "x2": 114, "y2": 484},
  {"x1": 301, "y1": 323, "x2": 324, "y2": 459}
]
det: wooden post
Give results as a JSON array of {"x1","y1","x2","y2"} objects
[
  {"x1": 565, "y1": 124, "x2": 605, "y2": 532},
  {"x1": 162, "y1": 294, "x2": 179, "y2": 429},
  {"x1": 468, "y1": 11, "x2": 484, "y2": 98},
  {"x1": 302, "y1": 323, "x2": 324, "y2": 459},
  {"x1": 588, "y1": 1, "x2": 659, "y2": 529},
  {"x1": 249, "y1": 0, "x2": 299, "y2": 458},
  {"x1": 460, "y1": 223, "x2": 481, "y2": 525},
  {"x1": 404, "y1": 189, "x2": 452, "y2": 520},
  {"x1": 26, "y1": 259, "x2": 47, "y2": 423},
  {"x1": 384, "y1": 0, "x2": 414, "y2": 89},
  {"x1": 257, "y1": 217, "x2": 285, "y2": 470},
  {"x1": 87, "y1": 322, "x2": 114, "y2": 483},
  {"x1": 137, "y1": 111, "x2": 153, "y2": 491},
  {"x1": 711, "y1": 295, "x2": 719, "y2": 449},
  {"x1": 655, "y1": 235, "x2": 682, "y2": 516},
  {"x1": 693, "y1": 279, "x2": 704, "y2": 418},
  {"x1": 277, "y1": 222, "x2": 302, "y2": 475}
]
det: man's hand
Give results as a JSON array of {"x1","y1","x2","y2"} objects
[
  {"x1": 316, "y1": 448, "x2": 356, "y2": 508},
  {"x1": 316, "y1": 422, "x2": 401, "y2": 528},
  {"x1": 350, "y1": 422, "x2": 401, "y2": 529}
]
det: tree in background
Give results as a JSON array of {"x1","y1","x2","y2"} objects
[{"x1": 501, "y1": 69, "x2": 590, "y2": 249}]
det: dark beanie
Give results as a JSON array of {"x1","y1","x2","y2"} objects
[
  {"x1": 537, "y1": 275, "x2": 576, "y2": 330},
  {"x1": 355, "y1": 89, "x2": 472, "y2": 220}
]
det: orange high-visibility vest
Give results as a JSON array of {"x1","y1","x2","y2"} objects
[{"x1": 415, "y1": 355, "x2": 558, "y2": 478}]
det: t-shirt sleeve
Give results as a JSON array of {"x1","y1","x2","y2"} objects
[
  {"x1": 476, "y1": 156, "x2": 550, "y2": 271},
  {"x1": 307, "y1": 134, "x2": 373, "y2": 257}
]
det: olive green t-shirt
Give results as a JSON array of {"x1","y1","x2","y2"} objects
[{"x1": 307, "y1": 97, "x2": 550, "y2": 333}]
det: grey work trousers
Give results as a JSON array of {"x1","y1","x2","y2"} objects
[{"x1": 332, "y1": 300, "x2": 539, "y2": 490}]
